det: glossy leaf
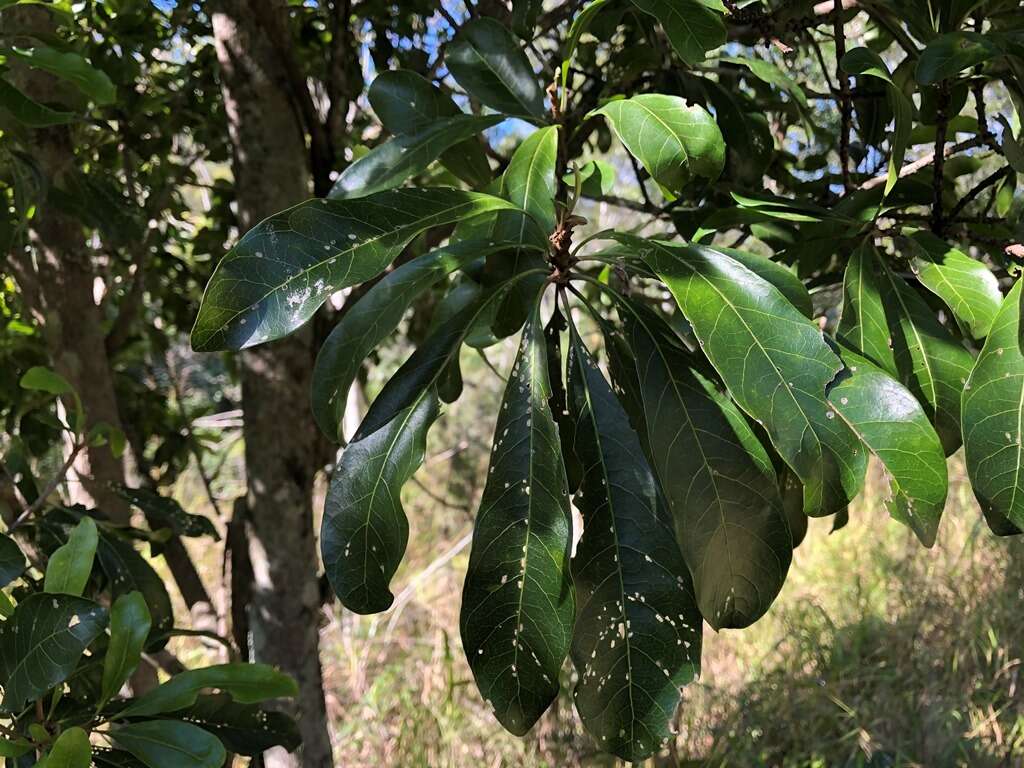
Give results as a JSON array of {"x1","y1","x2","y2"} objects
[
  {"x1": 311, "y1": 238, "x2": 539, "y2": 442},
  {"x1": 2, "y1": 46, "x2": 114, "y2": 104},
  {"x1": 368, "y1": 69, "x2": 492, "y2": 186},
  {"x1": 624, "y1": 237, "x2": 867, "y2": 517},
  {"x1": 461, "y1": 308, "x2": 574, "y2": 736},
  {"x1": 323, "y1": 395, "x2": 439, "y2": 614},
  {"x1": 590, "y1": 95, "x2": 725, "y2": 194},
  {"x1": 841, "y1": 47, "x2": 913, "y2": 196},
  {"x1": 621, "y1": 302, "x2": 791, "y2": 629},
  {"x1": 963, "y1": 281, "x2": 1024, "y2": 530},
  {"x1": 114, "y1": 485, "x2": 218, "y2": 540},
  {"x1": 44, "y1": 516, "x2": 97, "y2": 597},
  {"x1": 916, "y1": 31, "x2": 1005, "y2": 85},
  {"x1": 903, "y1": 231, "x2": 1002, "y2": 340},
  {"x1": 95, "y1": 534, "x2": 173, "y2": 640},
  {"x1": 0, "y1": 533, "x2": 26, "y2": 588},
  {"x1": 631, "y1": 0, "x2": 725, "y2": 65},
  {"x1": 329, "y1": 115, "x2": 503, "y2": 199},
  {"x1": 446, "y1": 18, "x2": 546, "y2": 118},
  {"x1": 101, "y1": 592, "x2": 152, "y2": 705},
  {"x1": 168, "y1": 693, "x2": 301, "y2": 756},
  {"x1": 714, "y1": 246, "x2": 812, "y2": 318},
  {"x1": 118, "y1": 663, "x2": 297, "y2": 718},
  {"x1": 827, "y1": 346, "x2": 948, "y2": 546},
  {"x1": 837, "y1": 241, "x2": 898, "y2": 372},
  {"x1": 35, "y1": 727, "x2": 90, "y2": 768},
  {"x1": 109, "y1": 721, "x2": 224, "y2": 768},
  {"x1": 0, "y1": 593, "x2": 107, "y2": 711},
  {"x1": 567, "y1": 324, "x2": 702, "y2": 762},
  {"x1": 190, "y1": 189, "x2": 518, "y2": 351}
]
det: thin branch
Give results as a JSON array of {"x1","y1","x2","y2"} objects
[
  {"x1": 948, "y1": 167, "x2": 1012, "y2": 224},
  {"x1": 859, "y1": 136, "x2": 987, "y2": 191},
  {"x1": 932, "y1": 79, "x2": 951, "y2": 232},
  {"x1": 9, "y1": 441, "x2": 85, "y2": 531},
  {"x1": 833, "y1": 1, "x2": 852, "y2": 193}
]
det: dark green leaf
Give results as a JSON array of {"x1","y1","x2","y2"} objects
[
  {"x1": 566, "y1": 324, "x2": 702, "y2": 762},
  {"x1": 43, "y1": 516, "x2": 97, "y2": 597},
  {"x1": 168, "y1": 693, "x2": 301, "y2": 756},
  {"x1": 311, "y1": 238, "x2": 539, "y2": 442},
  {"x1": 916, "y1": 31, "x2": 1004, "y2": 85},
  {"x1": 714, "y1": 246, "x2": 812, "y2": 318},
  {"x1": 101, "y1": 592, "x2": 151, "y2": 705},
  {"x1": 329, "y1": 115, "x2": 503, "y2": 199},
  {"x1": 109, "y1": 721, "x2": 225, "y2": 768},
  {"x1": 461, "y1": 308, "x2": 575, "y2": 735},
  {"x1": 624, "y1": 237, "x2": 867, "y2": 517},
  {"x1": 95, "y1": 534, "x2": 173, "y2": 640},
  {"x1": 512, "y1": 0, "x2": 543, "y2": 39},
  {"x1": 963, "y1": 281, "x2": 1024, "y2": 530},
  {"x1": 545, "y1": 305, "x2": 582, "y2": 492},
  {"x1": 838, "y1": 241, "x2": 899, "y2": 372},
  {"x1": 827, "y1": 346, "x2": 948, "y2": 546},
  {"x1": 621, "y1": 302, "x2": 791, "y2": 629},
  {"x1": 903, "y1": 231, "x2": 1002, "y2": 340},
  {"x1": 113, "y1": 486, "x2": 219, "y2": 540},
  {"x1": 0, "y1": 534, "x2": 26, "y2": 588},
  {"x1": 561, "y1": 0, "x2": 614, "y2": 101},
  {"x1": 446, "y1": 18, "x2": 546, "y2": 118},
  {"x1": 35, "y1": 726, "x2": 90, "y2": 768},
  {"x1": 590, "y1": 95, "x2": 725, "y2": 194},
  {"x1": 0, "y1": 79, "x2": 74, "y2": 125},
  {"x1": 190, "y1": 189, "x2": 519, "y2": 352},
  {"x1": 841, "y1": 47, "x2": 913, "y2": 196},
  {"x1": 631, "y1": 0, "x2": 725, "y2": 65},
  {"x1": 368, "y1": 69, "x2": 492, "y2": 186},
  {"x1": 117, "y1": 663, "x2": 297, "y2": 719},
  {"x1": 0, "y1": 593, "x2": 107, "y2": 711}
]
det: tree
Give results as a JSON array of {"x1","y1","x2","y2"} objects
[{"x1": 193, "y1": 0, "x2": 1024, "y2": 762}]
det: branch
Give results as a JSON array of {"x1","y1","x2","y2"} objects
[
  {"x1": 833, "y1": 1, "x2": 852, "y2": 193},
  {"x1": 948, "y1": 166, "x2": 1012, "y2": 224},
  {"x1": 932, "y1": 80, "x2": 951, "y2": 233},
  {"x1": 8, "y1": 441, "x2": 86, "y2": 532},
  {"x1": 859, "y1": 136, "x2": 987, "y2": 191}
]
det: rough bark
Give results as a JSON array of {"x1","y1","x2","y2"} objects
[
  {"x1": 3, "y1": 7, "x2": 130, "y2": 524},
  {"x1": 211, "y1": 3, "x2": 334, "y2": 766}
]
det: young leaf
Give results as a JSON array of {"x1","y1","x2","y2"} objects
[
  {"x1": 827, "y1": 346, "x2": 948, "y2": 546},
  {"x1": 0, "y1": 533, "x2": 26, "y2": 588},
  {"x1": 624, "y1": 237, "x2": 867, "y2": 517},
  {"x1": 368, "y1": 69, "x2": 492, "y2": 186},
  {"x1": 461, "y1": 308, "x2": 575, "y2": 736},
  {"x1": 328, "y1": 114, "x2": 503, "y2": 199},
  {"x1": 44, "y1": 516, "x2": 98, "y2": 597},
  {"x1": 101, "y1": 592, "x2": 152, "y2": 705},
  {"x1": 311, "y1": 239, "x2": 540, "y2": 442},
  {"x1": 589, "y1": 95, "x2": 725, "y2": 194},
  {"x1": 109, "y1": 721, "x2": 225, "y2": 768},
  {"x1": 35, "y1": 726, "x2": 91, "y2": 768},
  {"x1": 841, "y1": 47, "x2": 913, "y2": 197},
  {"x1": 963, "y1": 281, "x2": 1024, "y2": 530},
  {"x1": 190, "y1": 189, "x2": 519, "y2": 352},
  {"x1": 117, "y1": 663, "x2": 297, "y2": 718},
  {"x1": 566, "y1": 324, "x2": 702, "y2": 762},
  {"x1": 621, "y1": 302, "x2": 792, "y2": 629},
  {"x1": 0, "y1": 593, "x2": 107, "y2": 711},
  {"x1": 903, "y1": 231, "x2": 1002, "y2": 340},
  {"x1": 631, "y1": 0, "x2": 726, "y2": 66},
  {"x1": 446, "y1": 18, "x2": 546, "y2": 118}
]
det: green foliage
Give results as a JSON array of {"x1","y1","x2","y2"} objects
[{"x1": 187, "y1": 0, "x2": 1024, "y2": 757}]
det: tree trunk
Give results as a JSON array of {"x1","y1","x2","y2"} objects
[
  {"x1": 211, "y1": 4, "x2": 334, "y2": 766},
  {"x1": 3, "y1": 7, "x2": 130, "y2": 524}
]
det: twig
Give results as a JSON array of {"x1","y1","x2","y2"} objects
[
  {"x1": 833, "y1": 1, "x2": 852, "y2": 192},
  {"x1": 860, "y1": 136, "x2": 987, "y2": 191},
  {"x1": 8, "y1": 442, "x2": 85, "y2": 531},
  {"x1": 948, "y1": 167, "x2": 1012, "y2": 224},
  {"x1": 932, "y1": 79, "x2": 951, "y2": 232}
]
